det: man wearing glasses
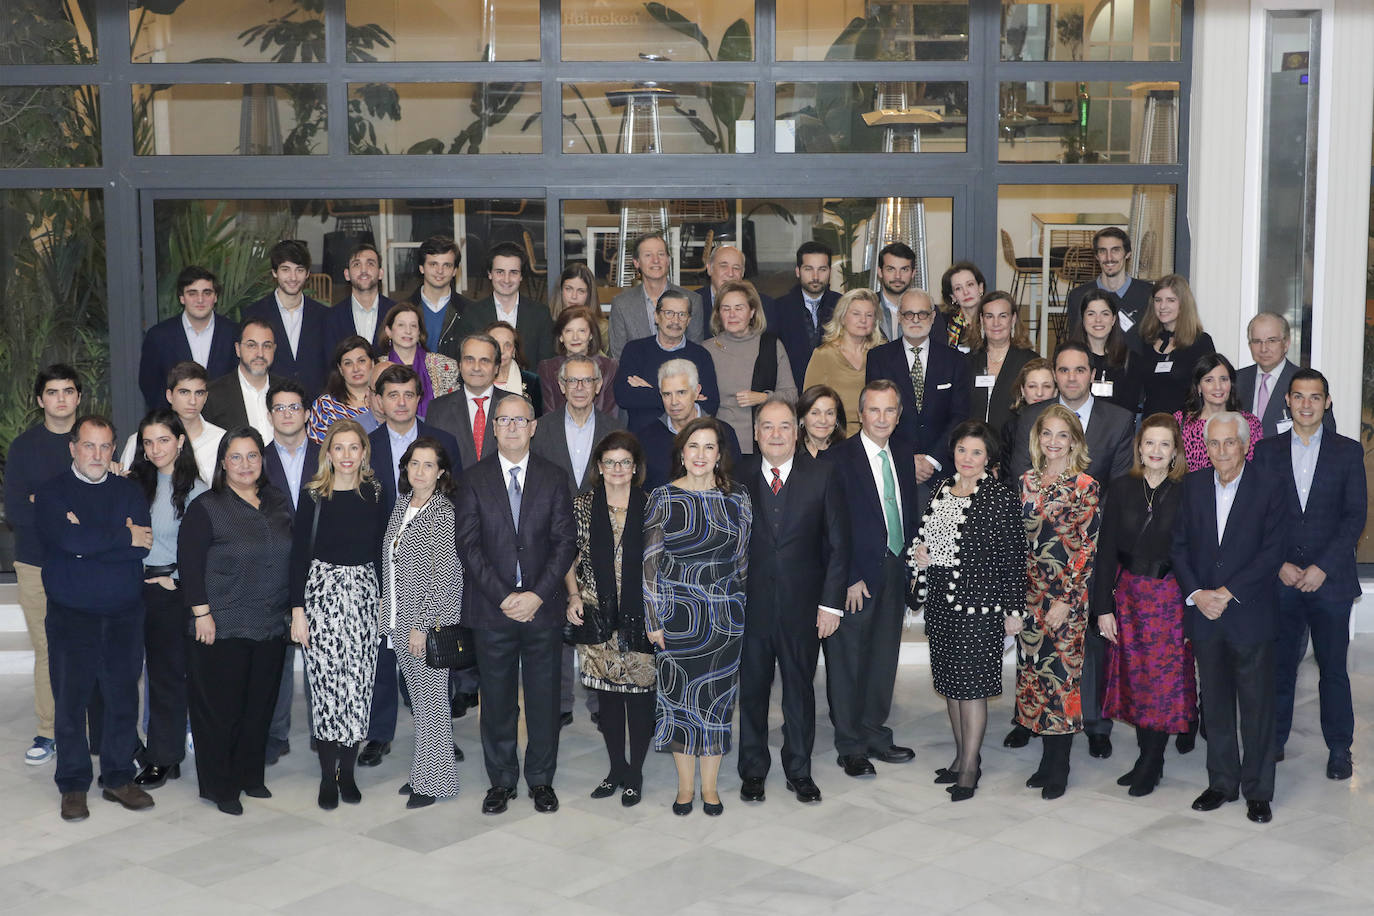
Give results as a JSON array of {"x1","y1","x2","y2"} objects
[
  {"x1": 203, "y1": 319, "x2": 283, "y2": 444},
  {"x1": 613, "y1": 289, "x2": 720, "y2": 435},
  {"x1": 1063, "y1": 227, "x2": 1151, "y2": 350},
  {"x1": 1236, "y1": 312, "x2": 1335, "y2": 439}
]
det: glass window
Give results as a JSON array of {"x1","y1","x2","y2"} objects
[
  {"x1": 562, "y1": 0, "x2": 754, "y2": 61},
  {"x1": 3, "y1": 1, "x2": 97, "y2": 64},
  {"x1": 562, "y1": 83, "x2": 755, "y2": 154},
  {"x1": 776, "y1": 81, "x2": 968, "y2": 153},
  {"x1": 130, "y1": 0, "x2": 325, "y2": 63},
  {"x1": 998, "y1": 81, "x2": 1179, "y2": 164},
  {"x1": 345, "y1": 0, "x2": 539, "y2": 61},
  {"x1": 348, "y1": 83, "x2": 541, "y2": 155},
  {"x1": 776, "y1": 1, "x2": 970, "y2": 62},
  {"x1": 1001, "y1": 0, "x2": 1183, "y2": 62},
  {"x1": 1, "y1": 86, "x2": 101, "y2": 167},
  {"x1": 134, "y1": 84, "x2": 328, "y2": 155}
]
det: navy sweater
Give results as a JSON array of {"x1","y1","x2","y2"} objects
[
  {"x1": 3, "y1": 424, "x2": 74, "y2": 566},
  {"x1": 35, "y1": 470, "x2": 151, "y2": 613},
  {"x1": 613, "y1": 337, "x2": 721, "y2": 435}
]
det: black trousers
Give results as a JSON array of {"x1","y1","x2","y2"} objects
[
  {"x1": 595, "y1": 689, "x2": 655, "y2": 790},
  {"x1": 1081, "y1": 626, "x2": 1113, "y2": 737},
  {"x1": 366, "y1": 642, "x2": 400, "y2": 743},
  {"x1": 142, "y1": 582, "x2": 189, "y2": 767},
  {"x1": 473, "y1": 624, "x2": 562, "y2": 789},
  {"x1": 187, "y1": 636, "x2": 286, "y2": 804},
  {"x1": 824, "y1": 554, "x2": 907, "y2": 758},
  {"x1": 1193, "y1": 635, "x2": 1276, "y2": 802},
  {"x1": 738, "y1": 611, "x2": 822, "y2": 780}
]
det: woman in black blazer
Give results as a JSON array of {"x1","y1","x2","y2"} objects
[{"x1": 966, "y1": 291, "x2": 1039, "y2": 433}]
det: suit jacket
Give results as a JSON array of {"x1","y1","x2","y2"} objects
[
  {"x1": 261, "y1": 438, "x2": 321, "y2": 519},
  {"x1": 202, "y1": 369, "x2": 285, "y2": 433},
  {"x1": 453, "y1": 451, "x2": 577, "y2": 631},
  {"x1": 606, "y1": 283, "x2": 705, "y2": 358},
  {"x1": 737, "y1": 451, "x2": 849, "y2": 632},
  {"x1": 1252, "y1": 430, "x2": 1366, "y2": 603},
  {"x1": 455, "y1": 294, "x2": 556, "y2": 368},
  {"x1": 368, "y1": 421, "x2": 463, "y2": 515},
  {"x1": 966, "y1": 346, "x2": 1038, "y2": 434},
  {"x1": 770, "y1": 285, "x2": 840, "y2": 391},
  {"x1": 138, "y1": 312, "x2": 239, "y2": 411},
  {"x1": 1171, "y1": 464, "x2": 1288, "y2": 645},
  {"x1": 323, "y1": 294, "x2": 395, "y2": 351},
  {"x1": 529, "y1": 407, "x2": 626, "y2": 498},
  {"x1": 864, "y1": 337, "x2": 971, "y2": 470},
  {"x1": 242, "y1": 294, "x2": 332, "y2": 400},
  {"x1": 425, "y1": 387, "x2": 512, "y2": 470},
  {"x1": 1010, "y1": 398, "x2": 1135, "y2": 484},
  {"x1": 825, "y1": 433, "x2": 920, "y2": 591},
  {"x1": 1235, "y1": 359, "x2": 1337, "y2": 439},
  {"x1": 406, "y1": 286, "x2": 476, "y2": 360}
]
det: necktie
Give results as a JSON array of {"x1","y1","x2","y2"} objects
[
  {"x1": 878, "y1": 450, "x2": 903, "y2": 556},
  {"x1": 472, "y1": 395, "x2": 489, "y2": 458},
  {"x1": 1255, "y1": 373, "x2": 1271, "y2": 418},
  {"x1": 508, "y1": 466, "x2": 523, "y2": 585},
  {"x1": 804, "y1": 299, "x2": 819, "y2": 346},
  {"x1": 910, "y1": 344, "x2": 925, "y2": 413},
  {"x1": 770, "y1": 467, "x2": 782, "y2": 495}
]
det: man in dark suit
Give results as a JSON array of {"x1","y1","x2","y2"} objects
[
  {"x1": 1236, "y1": 312, "x2": 1336, "y2": 439},
  {"x1": 824, "y1": 380, "x2": 920, "y2": 778},
  {"x1": 407, "y1": 235, "x2": 474, "y2": 359},
  {"x1": 454, "y1": 241, "x2": 555, "y2": 367},
  {"x1": 138, "y1": 265, "x2": 239, "y2": 412},
  {"x1": 455, "y1": 394, "x2": 577, "y2": 815},
  {"x1": 770, "y1": 241, "x2": 840, "y2": 390},
  {"x1": 638, "y1": 358, "x2": 742, "y2": 491},
  {"x1": 1253, "y1": 369, "x2": 1366, "y2": 780},
  {"x1": 202, "y1": 319, "x2": 284, "y2": 442},
  {"x1": 736, "y1": 399, "x2": 849, "y2": 804},
  {"x1": 531, "y1": 355, "x2": 625, "y2": 497},
  {"x1": 1063, "y1": 228, "x2": 1151, "y2": 350},
  {"x1": 242, "y1": 240, "x2": 331, "y2": 400},
  {"x1": 614, "y1": 290, "x2": 721, "y2": 434},
  {"x1": 427, "y1": 333, "x2": 511, "y2": 469},
  {"x1": 322, "y1": 242, "x2": 394, "y2": 350},
  {"x1": 1173, "y1": 411, "x2": 1288, "y2": 824}
]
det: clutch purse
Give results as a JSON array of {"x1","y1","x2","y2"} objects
[{"x1": 425, "y1": 624, "x2": 476, "y2": 670}]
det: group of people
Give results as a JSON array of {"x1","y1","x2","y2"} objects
[{"x1": 5, "y1": 226, "x2": 1362, "y2": 830}]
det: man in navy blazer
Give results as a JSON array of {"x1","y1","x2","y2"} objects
[
  {"x1": 1252, "y1": 369, "x2": 1366, "y2": 780},
  {"x1": 1235, "y1": 312, "x2": 1337, "y2": 439},
  {"x1": 770, "y1": 241, "x2": 841, "y2": 390},
  {"x1": 322, "y1": 242, "x2": 394, "y2": 351},
  {"x1": 454, "y1": 394, "x2": 577, "y2": 815},
  {"x1": 824, "y1": 380, "x2": 920, "y2": 779},
  {"x1": 138, "y1": 266, "x2": 238, "y2": 411},
  {"x1": 242, "y1": 240, "x2": 331, "y2": 400},
  {"x1": 1172, "y1": 411, "x2": 1288, "y2": 824}
]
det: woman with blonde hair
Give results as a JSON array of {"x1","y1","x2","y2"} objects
[
  {"x1": 1137, "y1": 275, "x2": 1215, "y2": 416},
  {"x1": 802, "y1": 288, "x2": 883, "y2": 437},
  {"x1": 966, "y1": 291, "x2": 1039, "y2": 434},
  {"x1": 288, "y1": 419, "x2": 389, "y2": 810}
]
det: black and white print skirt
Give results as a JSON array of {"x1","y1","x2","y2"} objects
[{"x1": 304, "y1": 560, "x2": 379, "y2": 744}]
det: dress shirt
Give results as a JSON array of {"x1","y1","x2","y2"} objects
[
  {"x1": 564, "y1": 407, "x2": 596, "y2": 487},
  {"x1": 1184, "y1": 466, "x2": 1247, "y2": 607},
  {"x1": 643, "y1": 286, "x2": 659, "y2": 333},
  {"x1": 802, "y1": 294, "x2": 821, "y2": 330},
  {"x1": 182, "y1": 312, "x2": 214, "y2": 368},
  {"x1": 495, "y1": 296, "x2": 519, "y2": 326},
  {"x1": 386, "y1": 420, "x2": 419, "y2": 493},
  {"x1": 237, "y1": 369, "x2": 273, "y2": 442},
  {"x1": 273, "y1": 436, "x2": 310, "y2": 509},
  {"x1": 190, "y1": 420, "x2": 225, "y2": 484},
  {"x1": 656, "y1": 335, "x2": 687, "y2": 353},
  {"x1": 1290, "y1": 425, "x2": 1323, "y2": 512},
  {"x1": 467, "y1": 385, "x2": 496, "y2": 425},
  {"x1": 71, "y1": 463, "x2": 109, "y2": 485},
  {"x1": 274, "y1": 291, "x2": 304, "y2": 357},
  {"x1": 762, "y1": 454, "x2": 843, "y2": 618},
  {"x1": 879, "y1": 293, "x2": 901, "y2": 340},
  {"x1": 351, "y1": 295, "x2": 379, "y2": 344},
  {"x1": 1252, "y1": 366, "x2": 1278, "y2": 416},
  {"x1": 859, "y1": 431, "x2": 903, "y2": 532},
  {"x1": 1062, "y1": 395, "x2": 1095, "y2": 433}
]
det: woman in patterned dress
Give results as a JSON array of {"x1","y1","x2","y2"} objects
[
  {"x1": 1173, "y1": 353, "x2": 1263, "y2": 471},
  {"x1": 288, "y1": 419, "x2": 388, "y2": 810},
  {"x1": 380, "y1": 438, "x2": 462, "y2": 809},
  {"x1": 566, "y1": 430, "x2": 656, "y2": 807},
  {"x1": 377, "y1": 302, "x2": 462, "y2": 418},
  {"x1": 644, "y1": 417, "x2": 752, "y2": 817},
  {"x1": 1096, "y1": 414, "x2": 1195, "y2": 797},
  {"x1": 1016, "y1": 404, "x2": 1102, "y2": 800},
  {"x1": 306, "y1": 336, "x2": 375, "y2": 442}
]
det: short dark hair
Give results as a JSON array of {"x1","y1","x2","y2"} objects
[
  {"x1": 34, "y1": 364, "x2": 81, "y2": 399},
  {"x1": 238, "y1": 317, "x2": 275, "y2": 341},
  {"x1": 417, "y1": 234, "x2": 460, "y2": 266},
  {"x1": 1093, "y1": 227, "x2": 1131, "y2": 256},
  {"x1": 166, "y1": 360, "x2": 209, "y2": 390},
  {"x1": 398, "y1": 437, "x2": 457, "y2": 498},
  {"x1": 939, "y1": 261, "x2": 986, "y2": 308},
  {"x1": 1182, "y1": 352, "x2": 1241, "y2": 419},
  {"x1": 554, "y1": 305, "x2": 604, "y2": 357},
  {"x1": 346, "y1": 242, "x2": 380, "y2": 265},
  {"x1": 669, "y1": 417, "x2": 735, "y2": 494},
  {"x1": 211, "y1": 426, "x2": 268, "y2": 493},
  {"x1": 267, "y1": 377, "x2": 307, "y2": 408},
  {"x1": 380, "y1": 301, "x2": 429, "y2": 350},
  {"x1": 588, "y1": 429, "x2": 647, "y2": 488},
  {"x1": 878, "y1": 242, "x2": 917, "y2": 268},
  {"x1": 375, "y1": 363, "x2": 421, "y2": 396},
  {"x1": 460, "y1": 332, "x2": 502, "y2": 371},
  {"x1": 858, "y1": 378, "x2": 902, "y2": 412},
  {"x1": 633, "y1": 231, "x2": 667, "y2": 260},
  {"x1": 70, "y1": 414, "x2": 115, "y2": 444},
  {"x1": 269, "y1": 239, "x2": 311, "y2": 272},
  {"x1": 1288, "y1": 367, "x2": 1329, "y2": 397},
  {"x1": 326, "y1": 335, "x2": 374, "y2": 400},
  {"x1": 176, "y1": 265, "x2": 222, "y2": 298},
  {"x1": 948, "y1": 419, "x2": 1001, "y2": 468},
  {"x1": 1052, "y1": 339, "x2": 1093, "y2": 368},
  {"x1": 795, "y1": 240, "x2": 833, "y2": 267},
  {"x1": 486, "y1": 241, "x2": 526, "y2": 274},
  {"x1": 657, "y1": 288, "x2": 691, "y2": 312}
]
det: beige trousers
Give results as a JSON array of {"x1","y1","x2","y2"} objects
[{"x1": 14, "y1": 561, "x2": 55, "y2": 738}]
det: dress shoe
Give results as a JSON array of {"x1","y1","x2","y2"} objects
[
  {"x1": 946, "y1": 769, "x2": 981, "y2": 795},
  {"x1": 60, "y1": 791, "x2": 89, "y2": 822},
  {"x1": 357, "y1": 740, "x2": 389, "y2": 767},
  {"x1": 1175, "y1": 725, "x2": 1197, "y2": 754},
  {"x1": 529, "y1": 784, "x2": 559, "y2": 813},
  {"x1": 1246, "y1": 800, "x2": 1273, "y2": 823},
  {"x1": 672, "y1": 795, "x2": 694, "y2": 816},
  {"x1": 949, "y1": 784, "x2": 977, "y2": 802},
  {"x1": 934, "y1": 767, "x2": 958, "y2": 785},
  {"x1": 338, "y1": 776, "x2": 362, "y2": 805},
  {"x1": 591, "y1": 778, "x2": 618, "y2": 799},
  {"x1": 134, "y1": 763, "x2": 180, "y2": 789},
  {"x1": 217, "y1": 799, "x2": 244, "y2": 816},
  {"x1": 1087, "y1": 734, "x2": 1112, "y2": 759},
  {"x1": 739, "y1": 777, "x2": 766, "y2": 802},
  {"x1": 318, "y1": 779, "x2": 339, "y2": 810},
  {"x1": 559, "y1": 711, "x2": 574, "y2": 728},
  {"x1": 451, "y1": 691, "x2": 479, "y2": 718},
  {"x1": 454, "y1": 744, "x2": 465, "y2": 762},
  {"x1": 1041, "y1": 783, "x2": 1067, "y2": 800},
  {"x1": 1025, "y1": 769, "x2": 1048, "y2": 789},
  {"x1": 785, "y1": 776, "x2": 822, "y2": 804},
  {"x1": 398, "y1": 782, "x2": 413, "y2": 795},
  {"x1": 838, "y1": 755, "x2": 876, "y2": 778},
  {"x1": 590, "y1": 712, "x2": 600, "y2": 726},
  {"x1": 243, "y1": 785, "x2": 272, "y2": 799},
  {"x1": 406, "y1": 792, "x2": 436, "y2": 809},
  {"x1": 871, "y1": 745, "x2": 915, "y2": 764},
  {"x1": 1004, "y1": 724, "x2": 1032, "y2": 748},
  {"x1": 621, "y1": 787, "x2": 641, "y2": 807},
  {"x1": 1191, "y1": 788, "x2": 1237, "y2": 812},
  {"x1": 102, "y1": 783, "x2": 155, "y2": 811},
  {"x1": 482, "y1": 785, "x2": 517, "y2": 815},
  {"x1": 1327, "y1": 750, "x2": 1353, "y2": 780},
  {"x1": 702, "y1": 797, "x2": 724, "y2": 816}
]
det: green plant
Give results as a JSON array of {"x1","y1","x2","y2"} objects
[
  {"x1": 643, "y1": 2, "x2": 751, "y2": 152},
  {"x1": 154, "y1": 202, "x2": 290, "y2": 322}
]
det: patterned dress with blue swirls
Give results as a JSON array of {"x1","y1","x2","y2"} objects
[{"x1": 643, "y1": 485, "x2": 752, "y2": 756}]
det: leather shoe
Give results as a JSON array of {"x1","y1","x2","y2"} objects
[
  {"x1": 134, "y1": 763, "x2": 180, "y2": 789},
  {"x1": 1004, "y1": 724, "x2": 1032, "y2": 748},
  {"x1": 673, "y1": 796, "x2": 693, "y2": 815},
  {"x1": 357, "y1": 740, "x2": 389, "y2": 767},
  {"x1": 591, "y1": 778, "x2": 618, "y2": 799},
  {"x1": 1246, "y1": 800, "x2": 1273, "y2": 823},
  {"x1": 559, "y1": 711, "x2": 574, "y2": 728},
  {"x1": 1087, "y1": 734, "x2": 1113, "y2": 759},
  {"x1": 530, "y1": 784, "x2": 559, "y2": 813},
  {"x1": 216, "y1": 799, "x2": 243, "y2": 816},
  {"x1": 102, "y1": 783, "x2": 155, "y2": 811},
  {"x1": 243, "y1": 785, "x2": 272, "y2": 799},
  {"x1": 454, "y1": 744, "x2": 465, "y2": 762},
  {"x1": 60, "y1": 791, "x2": 89, "y2": 822},
  {"x1": 406, "y1": 792, "x2": 436, "y2": 809},
  {"x1": 871, "y1": 745, "x2": 915, "y2": 764},
  {"x1": 934, "y1": 767, "x2": 958, "y2": 785},
  {"x1": 398, "y1": 782, "x2": 413, "y2": 795},
  {"x1": 785, "y1": 776, "x2": 822, "y2": 804},
  {"x1": 1191, "y1": 788, "x2": 1237, "y2": 812},
  {"x1": 838, "y1": 755, "x2": 876, "y2": 778},
  {"x1": 482, "y1": 785, "x2": 517, "y2": 815},
  {"x1": 621, "y1": 787, "x2": 641, "y2": 807},
  {"x1": 1327, "y1": 750, "x2": 1353, "y2": 780},
  {"x1": 739, "y1": 777, "x2": 766, "y2": 802}
]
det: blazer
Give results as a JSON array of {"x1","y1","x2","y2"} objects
[
  {"x1": 825, "y1": 433, "x2": 920, "y2": 591},
  {"x1": 424, "y1": 387, "x2": 511, "y2": 471},
  {"x1": 529, "y1": 406, "x2": 626, "y2": 498},
  {"x1": 368, "y1": 420, "x2": 463, "y2": 515},
  {"x1": 138, "y1": 312, "x2": 239, "y2": 411},
  {"x1": 323, "y1": 293, "x2": 395, "y2": 351},
  {"x1": 201, "y1": 369, "x2": 286, "y2": 433},
  {"x1": 406, "y1": 286, "x2": 476, "y2": 359},
  {"x1": 770, "y1": 285, "x2": 840, "y2": 390},
  {"x1": 379, "y1": 493, "x2": 463, "y2": 635},
  {"x1": 453, "y1": 451, "x2": 577, "y2": 631},
  {"x1": 737, "y1": 451, "x2": 850, "y2": 632},
  {"x1": 1171, "y1": 464, "x2": 1288, "y2": 645},
  {"x1": 261, "y1": 437, "x2": 320, "y2": 519},
  {"x1": 1252, "y1": 430, "x2": 1366, "y2": 603},
  {"x1": 1009, "y1": 398, "x2": 1135, "y2": 484},
  {"x1": 966, "y1": 346, "x2": 1039, "y2": 434},
  {"x1": 606, "y1": 283, "x2": 705, "y2": 358},
  {"x1": 242, "y1": 294, "x2": 332, "y2": 400},
  {"x1": 864, "y1": 337, "x2": 971, "y2": 470},
  {"x1": 455, "y1": 294, "x2": 557, "y2": 368},
  {"x1": 1236, "y1": 359, "x2": 1337, "y2": 439}
]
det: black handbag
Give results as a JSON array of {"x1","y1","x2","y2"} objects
[{"x1": 425, "y1": 624, "x2": 476, "y2": 670}]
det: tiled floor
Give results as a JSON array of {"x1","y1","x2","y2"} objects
[{"x1": 2, "y1": 641, "x2": 1373, "y2": 915}]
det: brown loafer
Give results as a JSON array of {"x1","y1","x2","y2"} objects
[
  {"x1": 102, "y1": 782, "x2": 155, "y2": 811},
  {"x1": 60, "y1": 791, "x2": 89, "y2": 822}
]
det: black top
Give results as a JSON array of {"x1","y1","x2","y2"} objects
[
  {"x1": 288, "y1": 484, "x2": 388, "y2": 607},
  {"x1": 1087, "y1": 350, "x2": 1144, "y2": 415},
  {"x1": 3, "y1": 424, "x2": 73, "y2": 566},
  {"x1": 966, "y1": 346, "x2": 1039, "y2": 435},
  {"x1": 1092, "y1": 474, "x2": 1184, "y2": 618},
  {"x1": 1139, "y1": 332, "x2": 1215, "y2": 417}
]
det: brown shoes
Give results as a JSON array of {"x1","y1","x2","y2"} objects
[
  {"x1": 60, "y1": 791, "x2": 89, "y2": 821},
  {"x1": 102, "y1": 783, "x2": 155, "y2": 811}
]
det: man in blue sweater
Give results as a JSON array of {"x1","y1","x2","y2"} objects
[
  {"x1": 613, "y1": 289, "x2": 720, "y2": 434},
  {"x1": 35, "y1": 415, "x2": 155, "y2": 822}
]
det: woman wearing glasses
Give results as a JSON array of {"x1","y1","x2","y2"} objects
[{"x1": 705, "y1": 280, "x2": 796, "y2": 454}]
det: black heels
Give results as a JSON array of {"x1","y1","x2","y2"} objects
[{"x1": 948, "y1": 769, "x2": 981, "y2": 802}]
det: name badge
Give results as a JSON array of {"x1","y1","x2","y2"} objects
[
  {"x1": 1091, "y1": 381, "x2": 1115, "y2": 398},
  {"x1": 975, "y1": 374, "x2": 996, "y2": 388},
  {"x1": 957, "y1": 345, "x2": 971, "y2": 354},
  {"x1": 1276, "y1": 419, "x2": 1294, "y2": 434},
  {"x1": 1117, "y1": 311, "x2": 1135, "y2": 333},
  {"x1": 1154, "y1": 361, "x2": 1173, "y2": 374},
  {"x1": 936, "y1": 383, "x2": 952, "y2": 390}
]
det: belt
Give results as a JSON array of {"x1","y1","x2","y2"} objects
[
  {"x1": 143, "y1": 563, "x2": 177, "y2": 578},
  {"x1": 1119, "y1": 554, "x2": 1171, "y2": 580}
]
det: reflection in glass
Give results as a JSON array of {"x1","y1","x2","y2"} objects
[
  {"x1": 0, "y1": 86, "x2": 101, "y2": 168},
  {"x1": 997, "y1": 81, "x2": 1179, "y2": 164},
  {"x1": 1000, "y1": 0, "x2": 1182, "y2": 62},
  {"x1": 562, "y1": 0, "x2": 754, "y2": 61},
  {"x1": 2, "y1": 0, "x2": 96, "y2": 64},
  {"x1": 776, "y1": 81, "x2": 967, "y2": 153},
  {"x1": 776, "y1": 1, "x2": 969, "y2": 62},
  {"x1": 346, "y1": 0, "x2": 539, "y2": 60},
  {"x1": 348, "y1": 83, "x2": 540, "y2": 154},
  {"x1": 130, "y1": 0, "x2": 327, "y2": 63},
  {"x1": 134, "y1": 84, "x2": 328, "y2": 155},
  {"x1": 562, "y1": 83, "x2": 755, "y2": 154}
]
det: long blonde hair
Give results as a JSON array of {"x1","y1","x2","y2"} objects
[
  {"x1": 819, "y1": 288, "x2": 884, "y2": 349},
  {"x1": 1138, "y1": 274, "x2": 1204, "y2": 349},
  {"x1": 1028, "y1": 404, "x2": 1091, "y2": 476},
  {"x1": 307, "y1": 419, "x2": 380, "y2": 500}
]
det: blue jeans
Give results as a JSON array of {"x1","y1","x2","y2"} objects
[{"x1": 1274, "y1": 586, "x2": 1353, "y2": 753}]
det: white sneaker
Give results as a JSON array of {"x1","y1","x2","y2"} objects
[{"x1": 25, "y1": 737, "x2": 56, "y2": 765}]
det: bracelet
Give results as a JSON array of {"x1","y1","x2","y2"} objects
[{"x1": 193, "y1": 611, "x2": 210, "y2": 618}]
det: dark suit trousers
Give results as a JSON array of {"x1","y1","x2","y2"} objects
[
  {"x1": 1192, "y1": 635, "x2": 1276, "y2": 801},
  {"x1": 142, "y1": 582, "x2": 189, "y2": 767},
  {"x1": 474, "y1": 625, "x2": 563, "y2": 788},
  {"x1": 738, "y1": 611, "x2": 822, "y2": 780},
  {"x1": 825, "y1": 554, "x2": 907, "y2": 757},
  {"x1": 186, "y1": 636, "x2": 286, "y2": 804},
  {"x1": 1274, "y1": 587, "x2": 1353, "y2": 753},
  {"x1": 366, "y1": 642, "x2": 400, "y2": 743},
  {"x1": 1080, "y1": 626, "x2": 1113, "y2": 737}
]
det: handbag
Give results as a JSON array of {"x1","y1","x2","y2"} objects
[{"x1": 425, "y1": 624, "x2": 476, "y2": 670}]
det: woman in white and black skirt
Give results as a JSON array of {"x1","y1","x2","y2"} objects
[
  {"x1": 381, "y1": 437, "x2": 463, "y2": 809},
  {"x1": 289, "y1": 419, "x2": 388, "y2": 810},
  {"x1": 911, "y1": 420, "x2": 1029, "y2": 802}
]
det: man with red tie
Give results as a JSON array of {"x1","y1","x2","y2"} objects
[{"x1": 428, "y1": 333, "x2": 512, "y2": 470}]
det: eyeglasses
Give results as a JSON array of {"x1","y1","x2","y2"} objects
[
  {"x1": 899, "y1": 310, "x2": 934, "y2": 322},
  {"x1": 494, "y1": 416, "x2": 532, "y2": 428},
  {"x1": 562, "y1": 376, "x2": 597, "y2": 388},
  {"x1": 600, "y1": 458, "x2": 635, "y2": 470},
  {"x1": 657, "y1": 309, "x2": 690, "y2": 321},
  {"x1": 225, "y1": 453, "x2": 261, "y2": 464},
  {"x1": 271, "y1": 403, "x2": 303, "y2": 414},
  {"x1": 1248, "y1": 337, "x2": 1285, "y2": 347}
]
